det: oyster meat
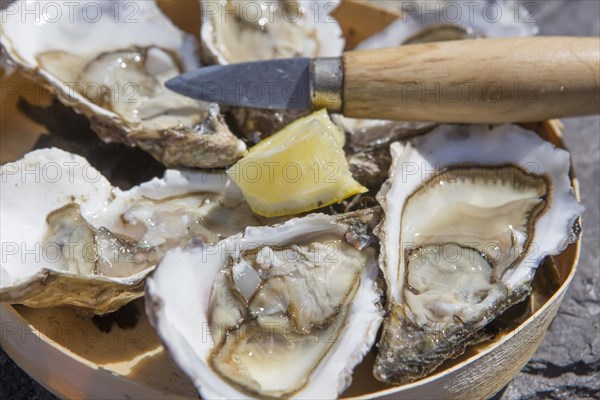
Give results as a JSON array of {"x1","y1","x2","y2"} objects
[
  {"x1": 1, "y1": 148, "x2": 264, "y2": 314},
  {"x1": 200, "y1": 0, "x2": 345, "y2": 141},
  {"x1": 373, "y1": 124, "x2": 583, "y2": 383},
  {"x1": 146, "y1": 211, "x2": 383, "y2": 398},
  {"x1": 201, "y1": 0, "x2": 344, "y2": 64},
  {"x1": 0, "y1": 0, "x2": 246, "y2": 168}
]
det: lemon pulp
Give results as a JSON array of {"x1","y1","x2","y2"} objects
[{"x1": 227, "y1": 110, "x2": 367, "y2": 217}]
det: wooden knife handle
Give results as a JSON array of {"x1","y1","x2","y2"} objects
[{"x1": 343, "y1": 37, "x2": 600, "y2": 123}]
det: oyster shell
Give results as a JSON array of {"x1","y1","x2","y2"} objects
[
  {"x1": 0, "y1": 0, "x2": 246, "y2": 168},
  {"x1": 199, "y1": 0, "x2": 345, "y2": 142},
  {"x1": 0, "y1": 148, "x2": 264, "y2": 314},
  {"x1": 146, "y1": 211, "x2": 383, "y2": 398},
  {"x1": 360, "y1": 0, "x2": 539, "y2": 49},
  {"x1": 200, "y1": 0, "x2": 344, "y2": 64},
  {"x1": 342, "y1": 0, "x2": 539, "y2": 188},
  {"x1": 373, "y1": 124, "x2": 583, "y2": 383}
]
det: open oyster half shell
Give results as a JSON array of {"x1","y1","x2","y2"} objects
[
  {"x1": 1, "y1": 148, "x2": 265, "y2": 314},
  {"x1": 199, "y1": 0, "x2": 345, "y2": 142},
  {"x1": 373, "y1": 124, "x2": 583, "y2": 384},
  {"x1": 0, "y1": 0, "x2": 246, "y2": 168},
  {"x1": 200, "y1": 0, "x2": 344, "y2": 64},
  {"x1": 146, "y1": 211, "x2": 383, "y2": 398}
]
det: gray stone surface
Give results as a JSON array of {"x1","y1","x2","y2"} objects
[
  {"x1": 1, "y1": 0, "x2": 599, "y2": 399},
  {"x1": 500, "y1": 115, "x2": 600, "y2": 400},
  {"x1": 498, "y1": 2, "x2": 600, "y2": 399}
]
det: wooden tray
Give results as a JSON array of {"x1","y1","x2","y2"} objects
[{"x1": 0, "y1": 1, "x2": 582, "y2": 399}]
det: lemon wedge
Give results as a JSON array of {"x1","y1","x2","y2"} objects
[{"x1": 227, "y1": 110, "x2": 367, "y2": 217}]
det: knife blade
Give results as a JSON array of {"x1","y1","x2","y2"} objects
[
  {"x1": 166, "y1": 58, "x2": 312, "y2": 110},
  {"x1": 166, "y1": 36, "x2": 600, "y2": 123}
]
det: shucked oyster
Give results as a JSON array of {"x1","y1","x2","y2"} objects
[
  {"x1": 0, "y1": 148, "x2": 264, "y2": 314},
  {"x1": 200, "y1": 0, "x2": 344, "y2": 64},
  {"x1": 0, "y1": 0, "x2": 246, "y2": 168},
  {"x1": 146, "y1": 211, "x2": 383, "y2": 398},
  {"x1": 373, "y1": 125, "x2": 583, "y2": 383},
  {"x1": 200, "y1": 0, "x2": 345, "y2": 142}
]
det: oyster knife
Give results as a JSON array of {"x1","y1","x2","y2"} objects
[{"x1": 166, "y1": 36, "x2": 600, "y2": 123}]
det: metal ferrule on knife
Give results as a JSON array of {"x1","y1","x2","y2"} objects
[{"x1": 309, "y1": 58, "x2": 343, "y2": 113}]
